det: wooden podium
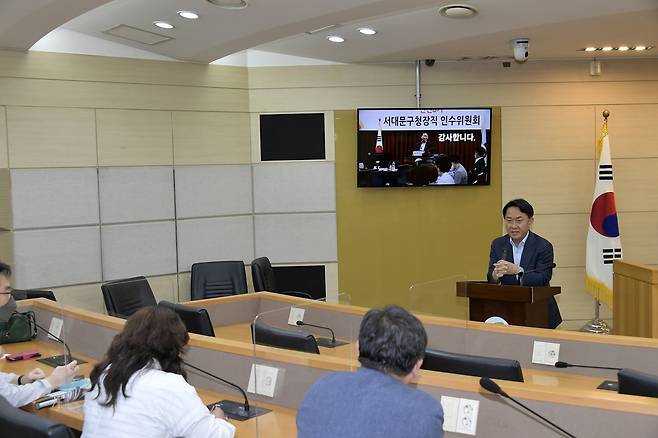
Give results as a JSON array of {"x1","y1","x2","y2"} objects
[
  {"x1": 456, "y1": 281, "x2": 561, "y2": 328},
  {"x1": 613, "y1": 260, "x2": 658, "y2": 338}
]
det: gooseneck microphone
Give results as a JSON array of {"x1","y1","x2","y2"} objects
[
  {"x1": 554, "y1": 361, "x2": 621, "y2": 371},
  {"x1": 496, "y1": 248, "x2": 509, "y2": 284},
  {"x1": 295, "y1": 320, "x2": 348, "y2": 348},
  {"x1": 11, "y1": 311, "x2": 83, "y2": 367},
  {"x1": 479, "y1": 377, "x2": 577, "y2": 438},
  {"x1": 183, "y1": 361, "x2": 269, "y2": 421}
]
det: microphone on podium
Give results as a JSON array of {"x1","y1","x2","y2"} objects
[{"x1": 479, "y1": 377, "x2": 577, "y2": 438}]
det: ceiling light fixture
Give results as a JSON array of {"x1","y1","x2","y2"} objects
[
  {"x1": 207, "y1": 0, "x2": 248, "y2": 10},
  {"x1": 358, "y1": 27, "x2": 377, "y2": 35},
  {"x1": 601, "y1": 46, "x2": 613, "y2": 51},
  {"x1": 178, "y1": 11, "x2": 199, "y2": 19},
  {"x1": 617, "y1": 46, "x2": 629, "y2": 51},
  {"x1": 585, "y1": 47, "x2": 597, "y2": 52},
  {"x1": 438, "y1": 4, "x2": 478, "y2": 18},
  {"x1": 327, "y1": 35, "x2": 345, "y2": 43},
  {"x1": 634, "y1": 45, "x2": 646, "y2": 51},
  {"x1": 153, "y1": 21, "x2": 174, "y2": 29}
]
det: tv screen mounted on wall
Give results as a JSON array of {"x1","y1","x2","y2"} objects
[{"x1": 357, "y1": 108, "x2": 491, "y2": 187}]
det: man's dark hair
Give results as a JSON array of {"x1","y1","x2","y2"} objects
[
  {"x1": 435, "y1": 154, "x2": 452, "y2": 173},
  {"x1": 358, "y1": 305, "x2": 427, "y2": 376},
  {"x1": 503, "y1": 198, "x2": 534, "y2": 218},
  {"x1": 476, "y1": 146, "x2": 487, "y2": 157},
  {"x1": 449, "y1": 154, "x2": 461, "y2": 164},
  {"x1": 90, "y1": 305, "x2": 189, "y2": 408},
  {"x1": 0, "y1": 262, "x2": 11, "y2": 277}
]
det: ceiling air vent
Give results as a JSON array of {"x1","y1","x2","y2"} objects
[{"x1": 104, "y1": 24, "x2": 172, "y2": 45}]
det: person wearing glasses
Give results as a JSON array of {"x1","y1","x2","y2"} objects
[{"x1": 0, "y1": 261, "x2": 79, "y2": 406}]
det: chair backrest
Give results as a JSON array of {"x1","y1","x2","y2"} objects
[
  {"x1": 618, "y1": 368, "x2": 658, "y2": 398},
  {"x1": 158, "y1": 301, "x2": 215, "y2": 337},
  {"x1": 421, "y1": 348, "x2": 524, "y2": 382},
  {"x1": 251, "y1": 321, "x2": 320, "y2": 354},
  {"x1": 12, "y1": 289, "x2": 57, "y2": 302},
  {"x1": 190, "y1": 261, "x2": 248, "y2": 300},
  {"x1": 251, "y1": 257, "x2": 277, "y2": 292},
  {"x1": 101, "y1": 276, "x2": 157, "y2": 318},
  {"x1": 0, "y1": 395, "x2": 75, "y2": 438}
]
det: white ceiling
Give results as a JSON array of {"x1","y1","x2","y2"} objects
[{"x1": 1, "y1": 0, "x2": 657, "y2": 64}]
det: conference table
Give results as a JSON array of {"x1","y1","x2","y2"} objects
[{"x1": 12, "y1": 295, "x2": 658, "y2": 437}]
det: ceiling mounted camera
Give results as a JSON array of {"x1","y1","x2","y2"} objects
[{"x1": 511, "y1": 38, "x2": 529, "y2": 63}]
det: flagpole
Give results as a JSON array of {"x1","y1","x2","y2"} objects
[{"x1": 581, "y1": 110, "x2": 612, "y2": 334}]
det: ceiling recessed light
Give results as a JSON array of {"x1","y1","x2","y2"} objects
[
  {"x1": 634, "y1": 45, "x2": 647, "y2": 51},
  {"x1": 178, "y1": 11, "x2": 199, "y2": 19},
  {"x1": 358, "y1": 27, "x2": 377, "y2": 35},
  {"x1": 438, "y1": 4, "x2": 478, "y2": 18},
  {"x1": 617, "y1": 46, "x2": 629, "y2": 51},
  {"x1": 584, "y1": 47, "x2": 597, "y2": 52},
  {"x1": 601, "y1": 46, "x2": 613, "y2": 51},
  {"x1": 207, "y1": 0, "x2": 248, "y2": 10},
  {"x1": 153, "y1": 21, "x2": 174, "y2": 29},
  {"x1": 327, "y1": 35, "x2": 345, "y2": 43}
]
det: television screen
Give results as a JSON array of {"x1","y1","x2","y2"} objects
[
  {"x1": 260, "y1": 113, "x2": 325, "y2": 161},
  {"x1": 357, "y1": 108, "x2": 491, "y2": 187}
]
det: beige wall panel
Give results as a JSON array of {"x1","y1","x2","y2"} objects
[
  {"x1": 6, "y1": 107, "x2": 96, "y2": 168},
  {"x1": 421, "y1": 81, "x2": 658, "y2": 108},
  {"x1": 0, "y1": 107, "x2": 7, "y2": 168},
  {"x1": 0, "y1": 78, "x2": 248, "y2": 112},
  {"x1": 97, "y1": 109, "x2": 173, "y2": 166},
  {"x1": 532, "y1": 213, "x2": 589, "y2": 269},
  {"x1": 0, "y1": 231, "x2": 13, "y2": 267},
  {"x1": 177, "y1": 272, "x2": 191, "y2": 302},
  {"x1": 501, "y1": 106, "x2": 595, "y2": 161},
  {"x1": 596, "y1": 104, "x2": 658, "y2": 158},
  {"x1": 617, "y1": 212, "x2": 658, "y2": 265},
  {"x1": 0, "y1": 51, "x2": 247, "y2": 89},
  {"x1": 614, "y1": 158, "x2": 658, "y2": 212},
  {"x1": 551, "y1": 267, "x2": 614, "y2": 323},
  {"x1": 172, "y1": 112, "x2": 251, "y2": 165},
  {"x1": 0, "y1": 169, "x2": 11, "y2": 230},
  {"x1": 502, "y1": 160, "x2": 595, "y2": 214},
  {"x1": 248, "y1": 63, "x2": 414, "y2": 88},
  {"x1": 51, "y1": 282, "x2": 106, "y2": 314},
  {"x1": 249, "y1": 86, "x2": 416, "y2": 113},
  {"x1": 147, "y1": 274, "x2": 179, "y2": 304}
]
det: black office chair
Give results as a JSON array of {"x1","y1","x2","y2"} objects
[
  {"x1": 101, "y1": 276, "x2": 157, "y2": 318},
  {"x1": 158, "y1": 301, "x2": 215, "y2": 337},
  {"x1": 618, "y1": 368, "x2": 658, "y2": 398},
  {"x1": 0, "y1": 395, "x2": 75, "y2": 438},
  {"x1": 250, "y1": 257, "x2": 312, "y2": 299},
  {"x1": 12, "y1": 289, "x2": 57, "y2": 302},
  {"x1": 190, "y1": 261, "x2": 248, "y2": 300},
  {"x1": 251, "y1": 320, "x2": 320, "y2": 354},
  {"x1": 421, "y1": 348, "x2": 524, "y2": 382}
]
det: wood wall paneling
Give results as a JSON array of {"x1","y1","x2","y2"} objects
[
  {"x1": 172, "y1": 111, "x2": 251, "y2": 165},
  {"x1": 501, "y1": 106, "x2": 595, "y2": 161},
  {"x1": 0, "y1": 231, "x2": 13, "y2": 268},
  {"x1": 0, "y1": 169, "x2": 12, "y2": 230},
  {"x1": 6, "y1": 106, "x2": 97, "y2": 168},
  {"x1": 532, "y1": 213, "x2": 589, "y2": 268},
  {"x1": 616, "y1": 212, "x2": 658, "y2": 265},
  {"x1": 613, "y1": 158, "x2": 658, "y2": 212},
  {"x1": 97, "y1": 109, "x2": 173, "y2": 166},
  {"x1": 595, "y1": 104, "x2": 658, "y2": 159}
]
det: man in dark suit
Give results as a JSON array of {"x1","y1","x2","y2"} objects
[
  {"x1": 296, "y1": 305, "x2": 444, "y2": 438},
  {"x1": 412, "y1": 132, "x2": 435, "y2": 164},
  {"x1": 487, "y1": 199, "x2": 562, "y2": 329}
]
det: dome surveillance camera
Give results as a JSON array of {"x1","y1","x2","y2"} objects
[
  {"x1": 424, "y1": 59, "x2": 436, "y2": 67},
  {"x1": 512, "y1": 38, "x2": 529, "y2": 63}
]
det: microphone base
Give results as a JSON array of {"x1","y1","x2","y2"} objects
[
  {"x1": 37, "y1": 355, "x2": 87, "y2": 368},
  {"x1": 597, "y1": 380, "x2": 619, "y2": 391},
  {"x1": 315, "y1": 337, "x2": 349, "y2": 348},
  {"x1": 209, "y1": 400, "x2": 271, "y2": 421}
]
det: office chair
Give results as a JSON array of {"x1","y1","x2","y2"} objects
[
  {"x1": 190, "y1": 261, "x2": 248, "y2": 300},
  {"x1": 422, "y1": 348, "x2": 524, "y2": 382},
  {"x1": 158, "y1": 301, "x2": 215, "y2": 337},
  {"x1": 12, "y1": 289, "x2": 57, "y2": 302},
  {"x1": 250, "y1": 257, "x2": 312, "y2": 299},
  {"x1": 0, "y1": 395, "x2": 75, "y2": 438},
  {"x1": 101, "y1": 276, "x2": 157, "y2": 318},
  {"x1": 251, "y1": 320, "x2": 320, "y2": 354}
]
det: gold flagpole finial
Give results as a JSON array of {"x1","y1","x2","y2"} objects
[{"x1": 602, "y1": 110, "x2": 610, "y2": 120}]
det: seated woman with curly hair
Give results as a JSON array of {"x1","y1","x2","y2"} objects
[{"x1": 82, "y1": 305, "x2": 235, "y2": 438}]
